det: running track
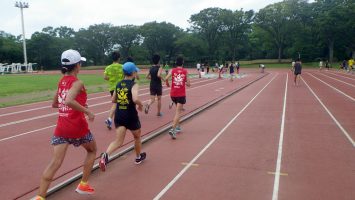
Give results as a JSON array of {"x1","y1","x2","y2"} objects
[{"x1": 0, "y1": 69, "x2": 354, "y2": 200}]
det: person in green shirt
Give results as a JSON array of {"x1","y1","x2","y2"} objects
[
  {"x1": 104, "y1": 51, "x2": 124, "y2": 130},
  {"x1": 164, "y1": 62, "x2": 170, "y2": 75}
]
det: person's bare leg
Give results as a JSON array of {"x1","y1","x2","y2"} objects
[
  {"x1": 80, "y1": 140, "x2": 97, "y2": 183},
  {"x1": 38, "y1": 144, "x2": 69, "y2": 198},
  {"x1": 131, "y1": 129, "x2": 142, "y2": 157},
  {"x1": 157, "y1": 96, "x2": 162, "y2": 115},
  {"x1": 172, "y1": 103, "x2": 183, "y2": 129},
  {"x1": 106, "y1": 126, "x2": 127, "y2": 155}
]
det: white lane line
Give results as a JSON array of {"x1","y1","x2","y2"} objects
[
  {"x1": 0, "y1": 78, "x2": 231, "y2": 141},
  {"x1": 307, "y1": 73, "x2": 355, "y2": 102},
  {"x1": 0, "y1": 110, "x2": 109, "y2": 142},
  {"x1": 272, "y1": 73, "x2": 288, "y2": 200},
  {"x1": 318, "y1": 73, "x2": 355, "y2": 88},
  {"x1": 0, "y1": 78, "x2": 219, "y2": 127},
  {"x1": 0, "y1": 78, "x2": 208, "y2": 117},
  {"x1": 153, "y1": 74, "x2": 278, "y2": 200},
  {"x1": 302, "y1": 77, "x2": 355, "y2": 147},
  {"x1": 325, "y1": 71, "x2": 355, "y2": 81}
]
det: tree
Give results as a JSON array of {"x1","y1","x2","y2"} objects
[
  {"x1": 254, "y1": 1, "x2": 297, "y2": 62},
  {"x1": 140, "y1": 21, "x2": 183, "y2": 62},
  {"x1": 220, "y1": 9, "x2": 254, "y2": 61},
  {"x1": 189, "y1": 7, "x2": 224, "y2": 61},
  {"x1": 0, "y1": 33, "x2": 22, "y2": 63},
  {"x1": 111, "y1": 25, "x2": 141, "y2": 59},
  {"x1": 75, "y1": 23, "x2": 114, "y2": 65}
]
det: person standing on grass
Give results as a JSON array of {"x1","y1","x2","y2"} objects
[
  {"x1": 294, "y1": 58, "x2": 302, "y2": 86},
  {"x1": 319, "y1": 59, "x2": 324, "y2": 71},
  {"x1": 164, "y1": 62, "x2": 170, "y2": 75},
  {"x1": 165, "y1": 56, "x2": 191, "y2": 139},
  {"x1": 145, "y1": 54, "x2": 164, "y2": 116},
  {"x1": 236, "y1": 61, "x2": 240, "y2": 74},
  {"x1": 104, "y1": 51, "x2": 124, "y2": 130},
  {"x1": 99, "y1": 62, "x2": 146, "y2": 172},
  {"x1": 33, "y1": 50, "x2": 97, "y2": 200},
  {"x1": 229, "y1": 62, "x2": 236, "y2": 82}
]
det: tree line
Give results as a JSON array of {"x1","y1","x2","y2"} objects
[{"x1": 0, "y1": 0, "x2": 354, "y2": 70}]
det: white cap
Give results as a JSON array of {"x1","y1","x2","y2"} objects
[{"x1": 61, "y1": 49, "x2": 86, "y2": 65}]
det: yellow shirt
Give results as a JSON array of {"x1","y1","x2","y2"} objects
[{"x1": 104, "y1": 63, "x2": 124, "y2": 91}]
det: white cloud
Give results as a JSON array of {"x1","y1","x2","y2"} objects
[{"x1": 1, "y1": 0, "x2": 281, "y2": 38}]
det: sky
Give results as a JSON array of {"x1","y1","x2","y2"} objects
[{"x1": 1, "y1": 0, "x2": 284, "y2": 38}]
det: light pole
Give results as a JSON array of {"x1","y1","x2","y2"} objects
[{"x1": 15, "y1": 1, "x2": 29, "y2": 65}]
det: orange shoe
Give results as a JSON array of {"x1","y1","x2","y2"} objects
[
  {"x1": 75, "y1": 182, "x2": 95, "y2": 195},
  {"x1": 31, "y1": 196, "x2": 45, "y2": 200}
]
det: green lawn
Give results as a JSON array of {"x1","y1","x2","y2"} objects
[
  {"x1": 0, "y1": 73, "x2": 149, "y2": 107},
  {"x1": 0, "y1": 74, "x2": 106, "y2": 97}
]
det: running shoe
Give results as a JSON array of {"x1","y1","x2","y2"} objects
[
  {"x1": 104, "y1": 119, "x2": 112, "y2": 130},
  {"x1": 169, "y1": 102, "x2": 174, "y2": 109},
  {"x1": 99, "y1": 152, "x2": 109, "y2": 172},
  {"x1": 135, "y1": 152, "x2": 147, "y2": 164},
  {"x1": 157, "y1": 112, "x2": 163, "y2": 117},
  {"x1": 75, "y1": 182, "x2": 95, "y2": 195},
  {"x1": 175, "y1": 126, "x2": 182, "y2": 133},
  {"x1": 31, "y1": 196, "x2": 45, "y2": 200},
  {"x1": 144, "y1": 104, "x2": 150, "y2": 114},
  {"x1": 168, "y1": 128, "x2": 177, "y2": 139}
]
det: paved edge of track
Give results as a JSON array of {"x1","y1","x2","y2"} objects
[{"x1": 26, "y1": 72, "x2": 269, "y2": 199}]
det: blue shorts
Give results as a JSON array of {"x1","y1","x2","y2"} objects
[{"x1": 51, "y1": 132, "x2": 94, "y2": 147}]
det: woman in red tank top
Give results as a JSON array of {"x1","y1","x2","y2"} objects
[{"x1": 34, "y1": 50, "x2": 97, "y2": 200}]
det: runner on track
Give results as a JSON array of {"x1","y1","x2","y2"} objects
[
  {"x1": 144, "y1": 54, "x2": 164, "y2": 116},
  {"x1": 294, "y1": 58, "x2": 302, "y2": 86},
  {"x1": 99, "y1": 62, "x2": 146, "y2": 172},
  {"x1": 165, "y1": 56, "x2": 191, "y2": 139},
  {"x1": 104, "y1": 51, "x2": 124, "y2": 130},
  {"x1": 33, "y1": 50, "x2": 97, "y2": 200}
]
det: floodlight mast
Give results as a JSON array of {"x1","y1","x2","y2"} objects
[{"x1": 15, "y1": 2, "x2": 29, "y2": 65}]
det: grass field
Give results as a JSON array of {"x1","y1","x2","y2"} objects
[{"x1": 0, "y1": 74, "x2": 149, "y2": 107}]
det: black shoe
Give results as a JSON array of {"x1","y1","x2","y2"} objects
[
  {"x1": 135, "y1": 152, "x2": 146, "y2": 164},
  {"x1": 168, "y1": 128, "x2": 177, "y2": 139}
]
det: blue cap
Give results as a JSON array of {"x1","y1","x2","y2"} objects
[{"x1": 123, "y1": 62, "x2": 140, "y2": 75}]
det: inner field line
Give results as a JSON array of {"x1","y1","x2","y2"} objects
[
  {"x1": 301, "y1": 77, "x2": 355, "y2": 147},
  {"x1": 272, "y1": 73, "x2": 288, "y2": 200},
  {"x1": 318, "y1": 72, "x2": 355, "y2": 88},
  {"x1": 307, "y1": 73, "x2": 355, "y2": 102},
  {"x1": 153, "y1": 74, "x2": 278, "y2": 200}
]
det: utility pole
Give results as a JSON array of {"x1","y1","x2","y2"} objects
[{"x1": 15, "y1": 1, "x2": 29, "y2": 65}]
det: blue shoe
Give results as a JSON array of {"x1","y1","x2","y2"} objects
[
  {"x1": 168, "y1": 128, "x2": 176, "y2": 139},
  {"x1": 105, "y1": 119, "x2": 112, "y2": 130},
  {"x1": 175, "y1": 126, "x2": 182, "y2": 133}
]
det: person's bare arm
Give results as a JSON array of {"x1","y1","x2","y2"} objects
[
  {"x1": 186, "y1": 72, "x2": 191, "y2": 87},
  {"x1": 132, "y1": 83, "x2": 143, "y2": 112},
  {"x1": 65, "y1": 80, "x2": 95, "y2": 121},
  {"x1": 104, "y1": 74, "x2": 109, "y2": 81},
  {"x1": 111, "y1": 90, "x2": 117, "y2": 103},
  {"x1": 157, "y1": 66, "x2": 163, "y2": 78},
  {"x1": 52, "y1": 92, "x2": 59, "y2": 108}
]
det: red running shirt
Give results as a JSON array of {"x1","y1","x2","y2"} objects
[
  {"x1": 54, "y1": 75, "x2": 89, "y2": 138},
  {"x1": 170, "y1": 67, "x2": 188, "y2": 97}
]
